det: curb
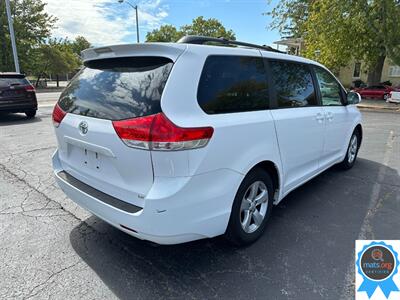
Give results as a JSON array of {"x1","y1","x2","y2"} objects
[{"x1": 357, "y1": 105, "x2": 400, "y2": 113}]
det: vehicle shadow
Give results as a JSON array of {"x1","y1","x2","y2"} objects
[
  {"x1": 0, "y1": 112, "x2": 42, "y2": 126},
  {"x1": 69, "y1": 158, "x2": 400, "y2": 300}
]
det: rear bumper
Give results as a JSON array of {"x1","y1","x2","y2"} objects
[
  {"x1": 387, "y1": 96, "x2": 400, "y2": 103},
  {"x1": 53, "y1": 150, "x2": 243, "y2": 244},
  {"x1": 0, "y1": 99, "x2": 37, "y2": 112}
]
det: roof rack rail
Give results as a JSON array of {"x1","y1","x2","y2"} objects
[{"x1": 177, "y1": 35, "x2": 284, "y2": 53}]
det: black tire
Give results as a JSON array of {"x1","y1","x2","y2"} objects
[
  {"x1": 339, "y1": 130, "x2": 360, "y2": 170},
  {"x1": 25, "y1": 110, "x2": 36, "y2": 118},
  {"x1": 225, "y1": 168, "x2": 274, "y2": 246}
]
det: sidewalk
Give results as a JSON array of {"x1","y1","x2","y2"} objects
[
  {"x1": 35, "y1": 80, "x2": 68, "y2": 93},
  {"x1": 357, "y1": 99, "x2": 400, "y2": 112},
  {"x1": 36, "y1": 92, "x2": 62, "y2": 107},
  {"x1": 36, "y1": 87, "x2": 65, "y2": 93}
]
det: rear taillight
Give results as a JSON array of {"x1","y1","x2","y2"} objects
[
  {"x1": 112, "y1": 113, "x2": 214, "y2": 151},
  {"x1": 52, "y1": 104, "x2": 66, "y2": 127},
  {"x1": 24, "y1": 84, "x2": 35, "y2": 92}
]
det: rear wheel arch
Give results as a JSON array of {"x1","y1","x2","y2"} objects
[
  {"x1": 246, "y1": 161, "x2": 280, "y2": 203},
  {"x1": 354, "y1": 124, "x2": 363, "y2": 147},
  {"x1": 226, "y1": 166, "x2": 275, "y2": 245}
]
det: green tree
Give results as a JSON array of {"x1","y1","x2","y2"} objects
[
  {"x1": 146, "y1": 25, "x2": 182, "y2": 42},
  {"x1": 268, "y1": 0, "x2": 400, "y2": 85},
  {"x1": 146, "y1": 16, "x2": 236, "y2": 42},
  {"x1": 70, "y1": 36, "x2": 91, "y2": 56},
  {"x1": 267, "y1": 0, "x2": 309, "y2": 38},
  {"x1": 0, "y1": 0, "x2": 56, "y2": 72},
  {"x1": 32, "y1": 39, "x2": 80, "y2": 87},
  {"x1": 180, "y1": 16, "x2": 236, "y2": 40}
]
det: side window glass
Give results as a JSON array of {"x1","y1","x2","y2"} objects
[
  {"x1": 314, "y1": 67, "x2": 343, "y2": 106},
  {"x1": 269, "y1": 60, "x2": 317, "y2": 108},
  {"x1": 197, "y1": 55, "x2": 269, "y2": 114}
]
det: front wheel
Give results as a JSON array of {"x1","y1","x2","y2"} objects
[
  {"x1": 225, "y1": 168, "x2": 274, "y2": 246},
  {"x1": 339, "y1": 131, "x2": 360, "y2": 170}
]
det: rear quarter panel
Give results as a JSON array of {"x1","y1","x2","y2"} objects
[{"x1": 158, "y1": 45, "x2": 283, "y2": 196}]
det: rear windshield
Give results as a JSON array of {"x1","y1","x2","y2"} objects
[
  {"x1": 0, "y1": 77, "x2": 29, "y2": 88},
  {"x1": 58, "y1": 57, "x2": 173, "y2": 120}
]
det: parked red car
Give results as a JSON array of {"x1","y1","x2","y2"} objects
[{"x1": 354, "y1": 85, "x2": 399, "y2": 100}]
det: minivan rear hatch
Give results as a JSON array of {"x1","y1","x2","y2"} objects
[{"x1": 54, "y1": 49, "x2": 183, "y2": 206}]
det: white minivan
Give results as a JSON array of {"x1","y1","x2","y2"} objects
[{"x1": 52, "y1": 36, "x2": 362, "y2": 245}]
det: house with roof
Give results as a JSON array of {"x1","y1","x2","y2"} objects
[{"x1": 274, "y1": 38, "x2": 400, "y2": 88}]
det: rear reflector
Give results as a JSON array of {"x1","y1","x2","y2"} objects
[
  {"x1": 112, "y1": 113, "x2": 214, "y2": 151},
  {"x1": 52, "y1": 103, "x2": 66, "y2": 127}
]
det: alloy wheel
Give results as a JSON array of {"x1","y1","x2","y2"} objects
[
  {"x1": 239, "y1": 181, "x2": 269, "y2": 233},
  {"x1": 348, "y1": 135, "x2": 358, "y2": 164}
]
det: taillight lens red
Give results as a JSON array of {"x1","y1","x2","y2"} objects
[
  {"x1": 25, "y1": 84, "x2": 35, "y2": 92},
  {"x1": 52, "y1": 104, "x2": 66, "y2": 127},
  {"x1": 112, "y1": 113, "x2": 214, "y2": 151},
  {"x1": 112, "y1": 114, "x2": 154, "y2": 149}
]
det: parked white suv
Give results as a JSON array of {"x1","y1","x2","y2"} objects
[{"x1": 52, "y1": 36, "x2": 362, "y2": 245}]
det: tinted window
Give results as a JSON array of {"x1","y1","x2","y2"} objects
[
  {"x1": 58, "y1": 57, "x2": 173, "y2": 120},
  {"x1": 269, "y1": 60, "x2": 317, "y2": 108},
  {"x1": 197, "y1": 55, "x2": 269, "y2": 114},
  {"x1": 0, "y1": 77, "x2": 29, "y2": 88},
  {"x1": 314, "y1": 67, "x2": 343, "y2": 106}
]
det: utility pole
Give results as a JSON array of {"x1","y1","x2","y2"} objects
[
  {"x1": 5, "y1": 0, "x2": 20, "y2": 73},
  {"x1": 135, "y1": 5, "x2": 139, "y2": 43},
  {"x1": 118, "y1": 0, "x2": 140, "y2": 43}
]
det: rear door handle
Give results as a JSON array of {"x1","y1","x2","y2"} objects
[{"x1": 326, "y1": 112, "x2": 333, "y2": 122}]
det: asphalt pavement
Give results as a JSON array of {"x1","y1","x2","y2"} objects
[{"x1": 0, "y1": 107, "x2": 399, "y2": 300}]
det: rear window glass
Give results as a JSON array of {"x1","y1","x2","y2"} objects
[
  {"x1": 197, "y1": 55, "x2": 269, "y2": 114},
  {"x1": 58, "y1": 57, "x2": 173, "y2": 120},
  {"x1": 0, "y1": 77, "x2": 29, "y2": 88}
]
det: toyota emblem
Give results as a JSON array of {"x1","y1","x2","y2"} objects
[{"x1": 78, "y1": 121, "x2": 88, "y2": 135}]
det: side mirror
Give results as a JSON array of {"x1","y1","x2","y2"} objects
[{"x1": 346, "y1": 91, "x2": 362, "y2": 105}]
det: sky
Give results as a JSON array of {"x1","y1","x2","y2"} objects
[{"x1": 43, "y1": 0, "x2": 282, "y2": 48}]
